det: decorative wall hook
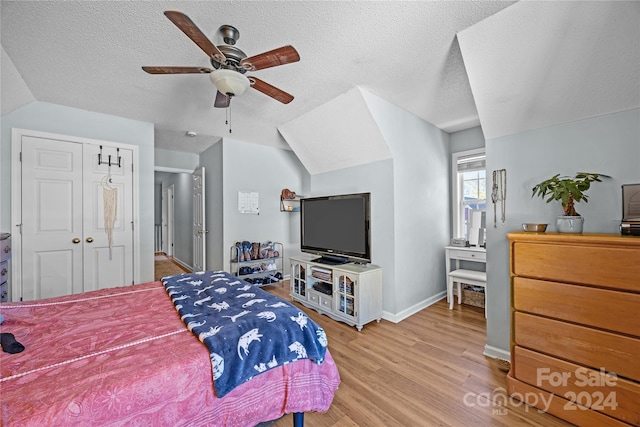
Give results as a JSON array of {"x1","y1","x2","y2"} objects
[
  {"x1": 98, "y1": 145, "x2": 122, "y2": 168},
  {"x1": 491, "y1": 169, "x2": 507, "y2": 227}
]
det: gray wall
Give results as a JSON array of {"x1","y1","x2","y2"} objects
[
  {"x1": 310, "y1": 160, "x2": 396, "y2": 309},
  {"x1": 450, "y1": 126, "x2": 485, "y2": 153},
  {"x1": 154, "y1": 148, "x2": 202, "y2": 268},
  {"x1": 1, "y1": 101, "x2": 155, "y2": 283},
  {"x1": 484, "y1": 108, "x2": 640, "y2": 357},
  {"x1": 156, "y1": 172, "x2": 194, "y2": 267},
  {"x1": 199, "y1": 140, "x2": 224, "y2": 271},
  {"x1": 309, "y1": 90, "x2": 451, "y2": 319},
  {"x1": 154, "y1": 182, "x2": 162, "y2": 225},
  {"x1": 155, "y1": 148, "x2": 199, "y2": 172},
  {"x1": 153, "y1": 138, "x2": 307, "y2": 273},
  {"x1": 197, "y1": 138, "x2": 308, "y2": 273}
]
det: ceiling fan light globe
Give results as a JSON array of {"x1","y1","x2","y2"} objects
[{"x1": 209, "y1": 69, "x2": 250, "y2": 96}]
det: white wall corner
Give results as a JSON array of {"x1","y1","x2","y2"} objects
[
  {"x1": 483, "y1": 344, "x2": 510, "y2": 361},
  {"x1": 382, "y1": 291, "x2": 447, "y2": 323}
]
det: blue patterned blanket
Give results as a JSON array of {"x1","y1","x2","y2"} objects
[{"x1": 162, "y1": 271, "x2": 328, "y2": 397}]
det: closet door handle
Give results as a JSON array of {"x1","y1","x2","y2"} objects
[
  {"x1": 72, "y1": 238, "x2": 81, "y2": 244},
  {"x1": 86, "y1": 237, "x2": 94, "y2": 243}
]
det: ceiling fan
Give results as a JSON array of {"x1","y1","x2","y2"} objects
[{"x1": 142, "y1": 10, "x2": 300, "y2": 108}]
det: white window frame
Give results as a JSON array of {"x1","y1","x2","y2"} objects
[{"x1": 452, "y1": 148, "x2": 486, "y2": 239}]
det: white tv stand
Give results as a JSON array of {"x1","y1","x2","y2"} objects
[{"x1": 290, "y1": 255, "x2": 383, "y2": 331}]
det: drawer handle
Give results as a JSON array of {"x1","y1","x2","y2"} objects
[
  {"x1": 3, "y1": 246, "x2": 9, "y2": 254},
  {"x1": 1, "y1": 268, "x2": 6, "y2": 276}
]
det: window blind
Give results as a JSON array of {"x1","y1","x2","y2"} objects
[{"x1": 457, "y1": 154, "x2": 485, "y2": 172}]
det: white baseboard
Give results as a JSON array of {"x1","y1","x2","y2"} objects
[
  {"x1": 483, "y1": 344, "x2": 510, "y2": 361},
  {"x1": 172, "y1": 257, "x2": 192, "y2": 272},
  {"x1": 382, "y1": 291, "x2": 447, "y2": 323}
]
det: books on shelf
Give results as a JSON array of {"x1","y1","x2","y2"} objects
[{"x1": 311, "y1": 266, "x2": 332, "y2": 282}]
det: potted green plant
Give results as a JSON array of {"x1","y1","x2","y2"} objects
[{"x1": 531, "y1": 172, "x2": 603, "y2": 233}]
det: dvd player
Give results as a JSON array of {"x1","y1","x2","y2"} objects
[{"x1": 312, "y1": 282, "x2": 332, "y2": 295}]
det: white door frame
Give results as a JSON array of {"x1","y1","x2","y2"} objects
[
  {"x1": 161, "y1": 185, "x2": 174, "y2": 256},
  {"x1": 166, "y1": 185, "x2": 174, "y2": 257},
  {"x1": 192, "y1": 167, "x2": 206, "y2": 271},
  {"x1": 161, "y1": 187, "x2": 168, "y2": 254},
  {"x1": 11, "y1": 128, "x2": 140, "y2": 301}
]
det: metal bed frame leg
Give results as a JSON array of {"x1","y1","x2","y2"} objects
[{"x1": 293, "y1": 412, "x2": 304, "y2": 427}]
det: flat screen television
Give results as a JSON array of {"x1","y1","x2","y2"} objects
[{"x1": 300, "y1": 192, "x2": 371, "y2": 265}]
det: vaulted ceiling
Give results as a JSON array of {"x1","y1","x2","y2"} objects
[{"x1": 2, "y1": 1, "x2": 638, "y2": 163}]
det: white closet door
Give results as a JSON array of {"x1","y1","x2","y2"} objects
[
  {"x1": 18, "y1": 134, "x2": 135, "y2": 301},
  {"x1": 82, "y1": 144, "x2": 134, "y2": 290},
  {"x1": 20, "y1": 136, "x2": 84, "y2": 300}
]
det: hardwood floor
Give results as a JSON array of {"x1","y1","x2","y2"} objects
[
  {"x1": 149, "y1": 257, "x2": 573, "y2": 427},
  {"x1": 263, "y1": 282, "x2": 573, "y2": 427},
  {"x1": 154, "y1": 253, "x2": 190, "y2": 280}
]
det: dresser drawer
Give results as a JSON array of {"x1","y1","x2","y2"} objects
[
  {"x1": 0, "y1": 282, "x2": 7, "y2": 302},
  {"x1": 512, "y1": 346, "x2": 640, "y2": 425},
  {"x1": 513, "y1": 277, "x2": 640, "y2": 337},
  {"x1": 0, "y1": 237, "x2": 10, "y2": 262},
  {"x1": 449, "y1": 249, "x2": 486, "y2": 262},
  {"x1": 512, "y1": 242, "x2": 639, "y2": 291},
  {"x1": 0, "y1": 260, "x2": 7, "y2": 282},
  {"x1": 514, "y1": 312, "x2": 640, "y2": 382},
  {"x1": 308, "y1": 290, "x2": 333, "y2": 310}
]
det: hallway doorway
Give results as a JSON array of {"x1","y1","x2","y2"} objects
[{"x1": 154, "y1": 253, "x2": 190, "y2": 281}]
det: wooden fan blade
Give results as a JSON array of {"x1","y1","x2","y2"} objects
[
  {"x1": 214, "y1": 91, "x2": 231, "y2": 108},
  {"x1": 249, "y1": 77, "x2": 294, "y2": 104},
  {"x1": 142, "y1": 66, "x2": 213, "y2": 74},
  {"x1": 241, "y1": 45, "x2": 300, "y2": 71},
  {"x1": 164, "y1": 10, "x2": 226, "y2": 62}
]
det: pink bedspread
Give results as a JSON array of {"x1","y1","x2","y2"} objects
[{"x1": 0, "y1": 282, "x2": 340, "y2": 426}]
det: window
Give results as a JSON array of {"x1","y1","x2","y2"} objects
[{"x1": 452, "y1": 149, "x2": 486, "y2": 240}]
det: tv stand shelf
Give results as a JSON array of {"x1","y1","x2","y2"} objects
[{"x1": 290, "y1": 256, "x2": 382, "y2": 331}]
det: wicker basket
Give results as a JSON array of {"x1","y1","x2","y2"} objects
[
  {"x1": 461, "y1": 285, "x2": 485, "y2": 308},
  {"x1": 496, "y1": 359, "x2": 511, "y2": 372}
]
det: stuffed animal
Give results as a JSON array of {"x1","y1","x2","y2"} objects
[{"x1": 281, "y1": 188, "x2": 296, "y2": 200}]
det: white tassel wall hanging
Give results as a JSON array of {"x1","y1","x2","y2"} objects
[{"x1": 102, "y1": 169, "x2": 118, "y2": 260}]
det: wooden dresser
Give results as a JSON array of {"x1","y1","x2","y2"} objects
[{"x1": 507, "y1": 232, "x2": 640, "y2": 426}]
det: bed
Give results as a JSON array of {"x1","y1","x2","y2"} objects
[{"x1": 0, "y1": 271, "x2": 340, "y2": 426}]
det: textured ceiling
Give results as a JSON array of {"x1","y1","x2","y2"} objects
[
  {"x1": 458, "y1": 0, "x2": 640, "y2": 139},
  {"x1": 1, "y1": 1, "x2": 638, "y2": 158},
  {"x1": 1, "y1": 1, "x2": 513, "y2": 154}
]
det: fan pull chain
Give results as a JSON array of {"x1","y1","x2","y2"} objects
[{"x1": 225, "y1": 102, "x2": 232, "y2": 133}]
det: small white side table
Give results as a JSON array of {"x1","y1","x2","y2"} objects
[{"x1": 445, "y1": 246, "x2": 486, "y2": 314}]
